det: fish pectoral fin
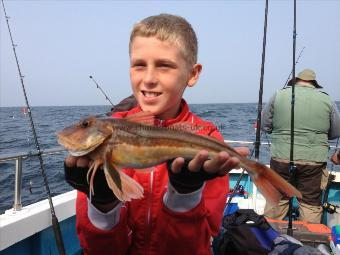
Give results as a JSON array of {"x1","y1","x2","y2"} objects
[
  {"x1": 87, "y1": 159, "x2": 103, "y2": 196},
  {"x1": 103, "y1": 151, "x2": 144, "y2": 202}
]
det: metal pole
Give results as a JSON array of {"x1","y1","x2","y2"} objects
[
  {"x1": 1, "y1": 1, "x2": 65, "y2": 254},
  {"x1": 89, "y1": 75, "x2": 115, "y2": 106},
  {"x1": 283, "y1": 47, "x2": 305, "y2": 88},
  {"x1": 287, "y1": 0, "x2": 297, "y2": 236},
  {"x1": 255, "y1": 0, "x2": 269, "y2": 161},
  {"x1": 13, "y1": 157, "x2": 23, "y2": 211}
]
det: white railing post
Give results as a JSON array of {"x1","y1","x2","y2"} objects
[{"x1": 13, "y1": 157, "x2": 23, "y2": 211}]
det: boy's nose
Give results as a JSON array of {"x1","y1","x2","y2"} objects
[{"x1": 143, "y1": 68, "x2": 158, "y2": 86}]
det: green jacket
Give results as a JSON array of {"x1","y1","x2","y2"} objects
[{"x1": 262, "y1": 83, "x2": 340, "y2": 163}]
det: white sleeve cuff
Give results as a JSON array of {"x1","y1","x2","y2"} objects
[
  {"x1": 163, "y1": 181, "x2": 204, "y2": 213},
  {"x1": 87, "y1": 199, "x2": 123, "y2": 231}
]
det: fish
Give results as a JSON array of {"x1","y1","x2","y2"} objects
[{"x1": 57, "y1": 112, "x2": 302, "y2": 203}]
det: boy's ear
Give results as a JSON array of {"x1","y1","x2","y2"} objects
[{"x1": 187, "y1": 64, "x2": 202, "y2": 87}]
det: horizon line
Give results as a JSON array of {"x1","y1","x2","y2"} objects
[{"x1": 1, "y1": 100, "x2": 340, "y2": 108}]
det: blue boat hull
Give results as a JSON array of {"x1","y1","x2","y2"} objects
[{"x1": 0, "y1": 216, "x2": 81, "y2": 255}]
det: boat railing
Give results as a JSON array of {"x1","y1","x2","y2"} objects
[
  {"x1": 0, "y1": 141, "x2": 337, "y2": 212},
  {"x1": 0, "y1": 147, "x2": 66, "y2": 211},
  {"x1": 225, "y1": 140, "x2": 270, "y2": 145}
]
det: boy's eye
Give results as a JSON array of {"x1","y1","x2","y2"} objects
[
  {"x1": 131, "y1": 64, "x2": 146, "y2": 71},
  {"x1": 131, "y1": 60, "x2": 146, "y2": 68},
  {"x1": 157, "y1": 62, "x2": 176, "y2": 69},
  {"x1": 159, "y1": 64, "x2": 171, "y2": 68},
  {"x1": 132, "y1": 63, "x2": 145, "y2": 68}
]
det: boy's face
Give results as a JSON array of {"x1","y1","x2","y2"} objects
[{"x1": 130, "y1": 36, "x2": 201, "y2": 120}]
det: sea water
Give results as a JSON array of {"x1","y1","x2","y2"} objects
[{"x1": 1, "y1": 103, "x2": 339, "y2": 213}]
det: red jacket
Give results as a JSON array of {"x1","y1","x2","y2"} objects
[{"x1": 75, "y1": 100, "x2": 229, "y2": 255}]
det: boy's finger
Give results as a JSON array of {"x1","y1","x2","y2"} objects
[
  {"x1": 65, "y1": 155, "x2": 77, "y2": 167},
  {"x1": 171, "y1": 157, "x2": 185, "y2": 173},
  {"x1": 188, "y1": 150, "x2": 209, "y2": 172},
  {"x1": 203, "y1": 151, "x2": 229, "y2": 173},
  {"x1": 218, "y1": 157, "x2": 240, "y2": 175},
  {"x1": 76, "y1": 157, "x2": 90, "y2": 168},
  {"x1": 234, "y1": 147, "x2": 250, "y2": 157}
]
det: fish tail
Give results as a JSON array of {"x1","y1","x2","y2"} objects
[
  {"x1": 104, "y1": 151, "x2": 144, "y2": 202},
  {"x1": 242, "y1": 159, "x2": 302, "y2": 205},
  {"x1": 252, "y1": 176, "x2": 282, "y2": 205}
]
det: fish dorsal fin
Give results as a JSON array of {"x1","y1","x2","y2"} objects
[{"x1": 125, "y1": 111, "x2": 155, "y2": 126}]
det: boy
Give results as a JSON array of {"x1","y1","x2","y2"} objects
[{"x1": 65, "y1": 14, "x2": 248, "y2": 255}]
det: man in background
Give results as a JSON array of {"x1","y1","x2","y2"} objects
[{"x1": 262, "y1": 69, "x2": 340, "y2": 223}]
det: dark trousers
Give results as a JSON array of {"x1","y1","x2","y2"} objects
[
  {"x1": 264, "y1": 158, "x2": 325, "y2": 223},
  {"x1": 270, "y1": 158, "x2": 325, "y2": 206}
]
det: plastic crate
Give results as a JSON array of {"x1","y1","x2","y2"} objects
[
  {"x1": 266, "y1": 218, "x2": 331, "y2": 248},
  {"x1": 332, "y1": 225, "x2": 340, "y2": 245}
]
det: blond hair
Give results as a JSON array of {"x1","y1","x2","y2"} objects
[{"x1": 129, "y1": 14, "x2": 198, "y2": 67}]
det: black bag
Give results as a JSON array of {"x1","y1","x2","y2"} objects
[{"x1": 214, "y1": 209, "x2": 279, "y2": 255}]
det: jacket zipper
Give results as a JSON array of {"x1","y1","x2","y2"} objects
[
  {"x1": 145, "y1": 169, "x2": 154, "y2": 254},
  {"x1": 145, "y1": 119, "x2": 162, "y2": 254}
]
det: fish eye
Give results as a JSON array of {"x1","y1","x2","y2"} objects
[{"x1": 81, "y1": 120, "x2": 90, "y2": 128}]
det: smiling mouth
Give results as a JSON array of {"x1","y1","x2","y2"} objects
[{"x1": 142, "y1": 91, "x2": 162, "y2": 98}]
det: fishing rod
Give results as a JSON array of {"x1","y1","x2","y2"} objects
[
  {"x1": 283, "y1": 46, "x2": 305, "y2": 88},
  {"x1": 1, "y1": 1, "x2": 65, "y2": 254},
  {"x1": 232, "y1": 0, "x2": 268, "y2": 212},
  {"x1": 254, "y1": 0, "x2": 269, "y2": 161},
  {"x1": 230, "y1": 0, "x2": 268, "y2": 208},
  {"x1": 287, "y1": 0, "x2": 297, "y2": 236},
  {"x1": 89, "y1": 75, "x2": 115, "y2": 107},
  {"x1": 226, "y1": 147, "x2": 256, "y2": 212}
]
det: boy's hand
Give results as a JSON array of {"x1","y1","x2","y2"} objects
[
  {"x1": 168, "y1": 147, "x2": 249, "y2": 193},
  {"x1": 64, "y1": 155, "x2": 118, "y2": 211},
  {"x1": 65, "y1": 155, "x2": 92, "y2": 168}
]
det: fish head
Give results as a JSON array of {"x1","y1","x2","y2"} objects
[{"x1": 57, "y1": 116, "x2": 113, "y2": 156}]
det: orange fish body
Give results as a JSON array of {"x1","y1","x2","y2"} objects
[{"x1": 57, "y1": 115, "x2": 302, "y2": 203}]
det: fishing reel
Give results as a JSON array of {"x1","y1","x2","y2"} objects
[
  {"x1": 323, "y1": 202, "x2": 339, "y2": 214},
  {"x1": 229, "y1": 185, "x2": 245, "y2": 196}
]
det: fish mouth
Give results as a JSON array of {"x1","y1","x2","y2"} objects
[
  {"x1": 69, "y1": 147, "x2": 97, "y2": 157},
  {"x1": 57, "y1": 135, "x2": 105, "y2": 156}
]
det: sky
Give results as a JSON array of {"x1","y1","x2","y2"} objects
[{"x1": 1, "y1": 0, "x2": 339, "y2": 107}]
